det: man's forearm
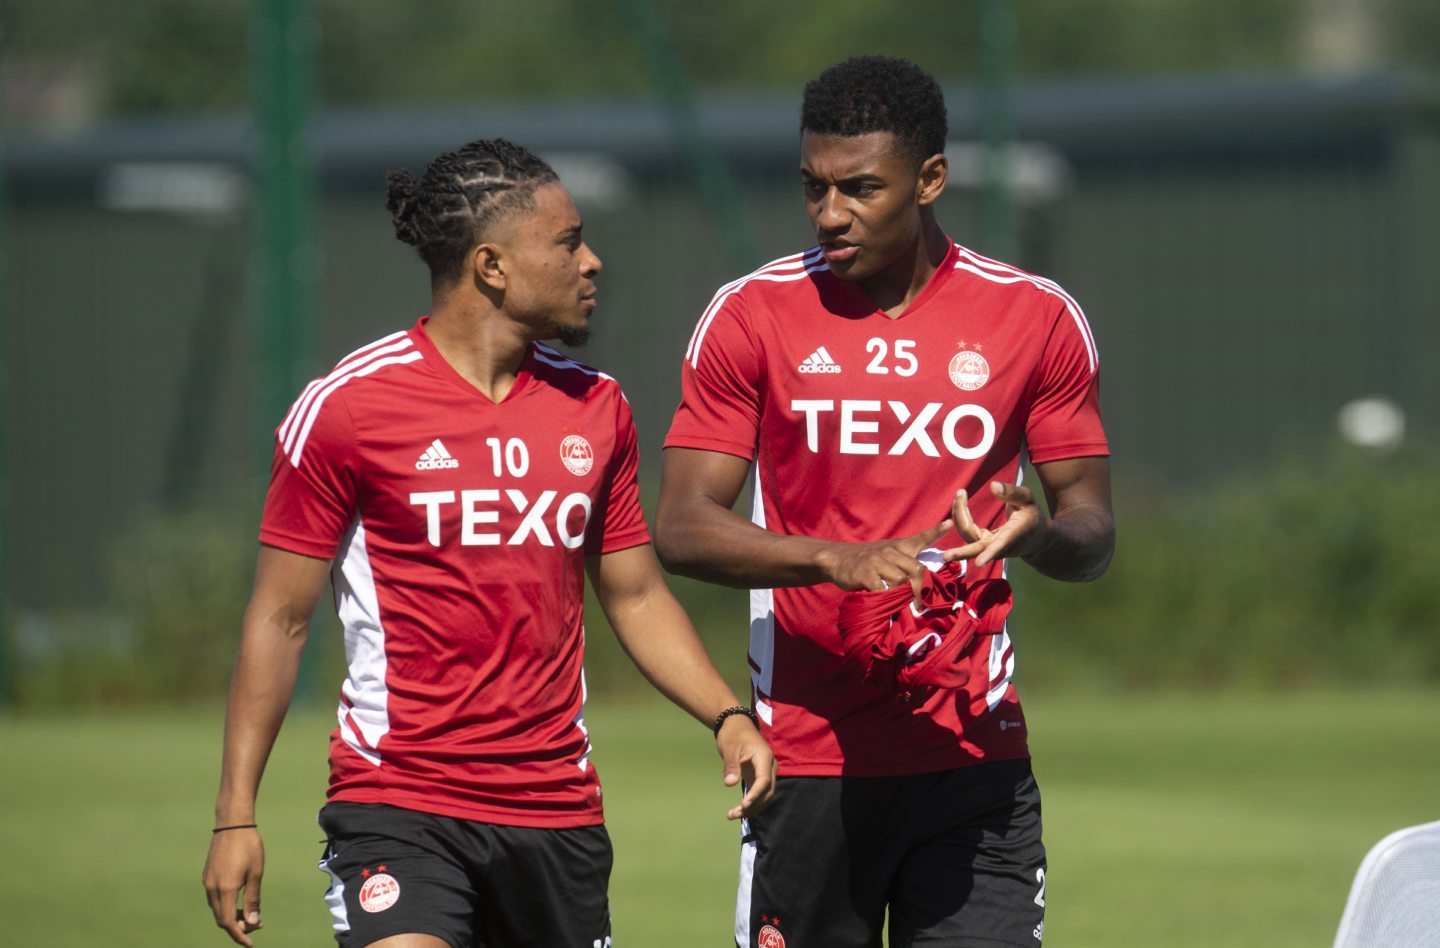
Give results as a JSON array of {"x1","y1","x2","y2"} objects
[
  {"x1": 1018, "y1": 503, "x2": 1114, "y2": 582},
  {"x1": 607, "y1": 591, "x2": 744, "y2": 726},
  {"x1": 655, "y1": 501, "x2": 836, "y2": 590},
  {"x1": 214, "y1": 615, "x2": 307, "y2": 823}
]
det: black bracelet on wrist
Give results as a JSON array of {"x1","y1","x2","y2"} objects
[
  {"x1": 212, "y1": 823, "x2": 258, "y2": 834},
  {"x1": 711, "y1": 705, "x2": 759, "y2": 737}
]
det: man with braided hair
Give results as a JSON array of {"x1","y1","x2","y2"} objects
[
  {"x1": 657, "y1": 56, "x2": 1113, "y2": 946},
  {"x1": 203, "y1": 138, "x2": 775, "y2": 948}
]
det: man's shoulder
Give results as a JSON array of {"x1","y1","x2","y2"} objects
[
  {"x1": 302, "y1": 327, "x2": 429, "y2": 400},
  {"x1": 327, "y1": 327, "x2": 424, "y2": 372},
  {"x1": 946, "y1": 244, "x2": 1098, "y2": 367},
  {"x1": 529, "y1": 343, "x2": 626, "y2": 403},
  {"x1": 687, "y1": 249, "x2": 831, "y2": 362},
  {"x1": 277, "y1": 327, "x2": 427, "y2": 457},
  {"x1": 947, "y1": 244, "x2": 1081, "y2": 312},
  {"x1": 710, "y1": 247, "x2": 830, "y2": 309}
]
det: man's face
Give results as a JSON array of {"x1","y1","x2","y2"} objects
[
  {"x1": 494, "y1": 182, "x2": 601, "y2": 346},
  {"x1": 800, "y1": 130, "x2": 929, "y2": 283}
]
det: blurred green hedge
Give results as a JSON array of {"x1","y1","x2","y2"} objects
[
  {"x1": 8, "y1": 441, "x2": 1437, "y2": 709},
  {"x1": 1010, "y1": 442, "x2": 1440, "y2": 690}
]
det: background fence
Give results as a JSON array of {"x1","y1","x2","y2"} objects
[{"x1": 3, "y1": 18, "x2": 1439, "y2": 705}]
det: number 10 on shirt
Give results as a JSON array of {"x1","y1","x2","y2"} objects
[{"x1": 485, "y1": 437, "x2": 530, "y2": 477}]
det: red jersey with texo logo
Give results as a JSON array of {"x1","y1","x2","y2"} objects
[
  {"x1": 260, "y1": 317, "x2": 651, "y2": 827},
  {"x1": 665, "y1": 240, "x2": 1108, "y2": 776}
]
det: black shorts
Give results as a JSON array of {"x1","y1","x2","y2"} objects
[
  {"x1": 317, "y1": 801, "x2": 612, "y2": 947},
  {"x1": 736, "y1": 758, "x2": 1046, "y2": 947}
]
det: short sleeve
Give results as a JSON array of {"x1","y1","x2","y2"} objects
[
  {"x1": 1025, "y1": 297, "x2": 1110, "y2": 464},
  {"x1": 587, "y1": 392, "x2": 652, "y2": 555},
  {"x1": 258, "y1": 387, "x2": 359, "y2": 559},
  {"x1": 664, "y1": 293, "x2": 762, "y2": 460}
]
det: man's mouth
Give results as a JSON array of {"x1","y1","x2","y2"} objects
[{"x1": 820, "y1": 241, "x2": 859, "y2": 264}]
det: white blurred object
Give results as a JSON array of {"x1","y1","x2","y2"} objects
[
  {"x1": 541, "y1": 152, "x2": 634, "y2": 210},
  {"x1": 100, "y1": 162, "x2": 246, "y2": 218},
  {"x1": 945, "y1": 141, "x2": 1071, "y2": 205},
  {"x1": 1333, "y1": 820, "x2": 1440, "y2": 947},
  {"x1": 1336, "y1": 397, "x2": 1405, "y2": 451}
]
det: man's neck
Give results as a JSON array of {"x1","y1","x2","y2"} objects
[
  {"x1": 424, "y1": 300, "x2": 533, "y2": 403},
  {"x1": 856, "y1": 219, "x2": 950, "y2": 318}
]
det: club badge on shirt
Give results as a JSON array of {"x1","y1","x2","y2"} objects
[
  {"x1": 949, "y1": 342, "x2": 990, "y2": 391},
  {"x1": 560, "y1": 435, "x2": 594, "y2": 475}
]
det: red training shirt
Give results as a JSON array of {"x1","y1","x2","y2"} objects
[
  {"x1": 261, "y1": 318, "x2": 651, "y2": 827},
  {"x1": 665, "y1": 240, "x2": 1108, "y2": 776}
]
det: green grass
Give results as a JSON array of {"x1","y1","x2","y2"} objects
[{"x1": 2, "y1": 688, "x2": 1437, "y2": 946}]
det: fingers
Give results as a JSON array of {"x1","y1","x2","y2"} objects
[
  {"x1": 204, "y1": 866, "x2": 246, "y2": 946},
  {"x1": 203, "y1": 836, "x2": 263, "y2": 947},
  {"x1": 945, "y1": 483, "x2": 1043, "y2": 564},
  {"x1": 242, "y1": 874, "x2": 263, "y2": 935},
  {"x1": 208, "y1": 882, "x2": 254, "y2": 947},
  {"x1": 945, "y1": 522, "x2": 1015, "y2": 565},
  {"x1": 717, "y1": 724, "x2": 777, "y2": 820},
  {"x1": 230, "y1": 911, "x2": 258, "y2": 947},
  {"x1": 953, "y1": 489, "x2": 980, "y2": 540},
  {"x1": 873, "y1": 534, "x2": 946, "y2": 592},
  {"x1": 940, "y1": 541, "x2": 984, "y2": 563},
  {"x1": 991, "y1": 480, "x2": 1037, "y2": 508},
  {"x1": 910, "y1": 517, "x2": 954, "y2": 550},
  {"x1": 945, "y1": 489, "x2": 991, "y2": 562},
  {"x1": 970, "y1": 532, "x2": 1012, "y2": 567},
  {"x1": 726, "y1": 750, "x2": 777, "y2": 821},
  {"x1": 908, "y1": 572, "x2": 925, "y2": 607}
]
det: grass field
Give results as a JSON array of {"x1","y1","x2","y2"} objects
[{"x1": 3, "y1": 688, "x2": 1437, "y2": 947}]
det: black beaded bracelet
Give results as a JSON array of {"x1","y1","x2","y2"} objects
[
  {"x1": 711, "y1": 705, "x2": 759, "y2": 736},
  {"x1": 212, "y1": 823, "x2": 258, "y2": 834}
]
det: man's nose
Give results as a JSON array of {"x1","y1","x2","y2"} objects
[{"x1": 815, "y1": 189, "x2": 847, "y2": 232}]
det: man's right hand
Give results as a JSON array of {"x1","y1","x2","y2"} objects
[
  {"x1": 815, "y1": 517, "x2": 953, "y2": 597},
  {"x1": 203, "y1": 828, "x2": 265, "y2": 946}
]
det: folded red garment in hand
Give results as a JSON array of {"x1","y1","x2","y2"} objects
[{"x1": 837, "y1": 562, "x2": 1013, "y2": 705}]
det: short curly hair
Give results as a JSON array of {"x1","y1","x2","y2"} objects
[
  {"x1": 800, "y1": 55, "x2": 948, "y2": 166},
  {"x1": 384, "y1": 138, "x2": 559, "y2": 287}
]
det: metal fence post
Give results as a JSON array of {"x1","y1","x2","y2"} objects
[
  {"x1": 978, "y1": 0, "x2": 1018, "y2": 262},
  {"x1": 617, "y1": 0, "x2": 759, "y2": 272},
  {"x1": 252, "y1": 0, "x2": 320, "y2": 699},
  {"x1": 0, "y1": 22, "x2": 11, "y2": 710}
]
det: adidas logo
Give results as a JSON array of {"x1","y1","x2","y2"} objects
[
  {"x1": 798, "y1": 346, "x2": 842, "y2": 374},
  {"x1": 415, "y1": 439, "x2": 460, "y2": 470}
]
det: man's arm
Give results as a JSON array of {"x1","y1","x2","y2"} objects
[
  {"x1": 202, "y1": 546, "x2": 330, "y2": 947},
  {"x1": 654, "y1": 447, "x2": 951, "y2": 594},
  {"x1": 586, "y1": 543, "x2": 776, "y2": 820},
  {"x1": 946, "y1": 456, "x2": 1114, "y2": 582}
]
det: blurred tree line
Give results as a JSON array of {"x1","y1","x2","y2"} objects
[
  {"x1": 14, "y1": 439, "x2": 1438, "y2": 708},
  {"x1": 5, "y1": 1, "x2": 1439, "y2": 707},
  {"x1": 3, "y1": 0, "x2": 1440, "y2": 121}
]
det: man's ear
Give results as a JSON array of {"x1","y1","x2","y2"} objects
[
  {"x1": 917, "y1": 153, "x2": 948, "y2": 207},
  {"x1": 472, "y1": 242, "x2": 506, "y2": 292}
]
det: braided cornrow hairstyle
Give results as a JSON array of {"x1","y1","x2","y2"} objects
[
  {"x1": 385, "y1": 138, "x2": 559, "y2": 286},
  {"x1": 801, "y1": 55, "x2": 948, "y2": 167}
]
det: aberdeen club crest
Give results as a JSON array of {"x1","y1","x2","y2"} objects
[
  {"x1": 948, "y1": 342, "x2": 990, "y2": 391},
  {"x1": 560, "y1": 434, "x2": 594, "y2": 475},
  {"x1": 757, "y1": 913, "x2": 786, "y2": 948},
  {"x1": 358, "y1": 867, "x2": 400, "y2": 913}
]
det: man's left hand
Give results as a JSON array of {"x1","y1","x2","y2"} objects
[
  {"x1": 943, "y1": 483, "x2": 1044, "y2": 567},
  {"x1": 716, "y1": 716, "x2": 776, "y2": 821}
]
